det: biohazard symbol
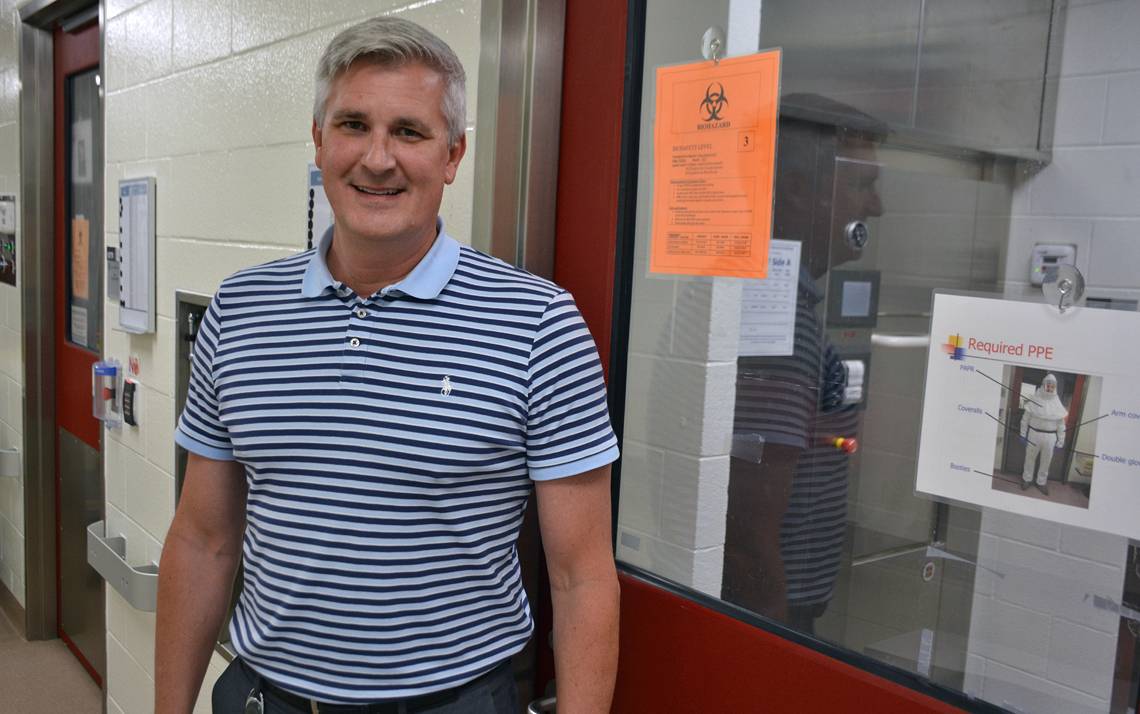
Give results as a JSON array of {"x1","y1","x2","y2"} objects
[{"x1": 699, "y1": 83, "x2": 728, "y2": 121}]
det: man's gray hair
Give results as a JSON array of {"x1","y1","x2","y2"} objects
[{"x1": 313, "y1": 17, "x2": 467, "y2": 145}]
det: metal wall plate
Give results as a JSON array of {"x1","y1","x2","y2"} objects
[{"x1": 0, "y1": 448, "x2": 18, "y2": 479}]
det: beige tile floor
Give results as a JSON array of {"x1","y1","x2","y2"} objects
[{"x1": 0, "y1": 608, "x2": 102, "y2": 714}]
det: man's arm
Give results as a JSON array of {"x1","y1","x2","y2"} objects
[
  {"x1": 535, "y1": 464, "x2": 620, "y2": 714},
  {"x1": 155, "y1": 452, "x2": 248, "y2": 714}
]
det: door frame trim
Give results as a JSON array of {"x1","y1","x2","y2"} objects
[{"x1": 17, "y1": 0, "x2": 104, "y2": 642}]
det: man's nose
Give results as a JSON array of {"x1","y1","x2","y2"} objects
[{"x1": 361, "y1": 134, "x2": 397, "y2": 173}]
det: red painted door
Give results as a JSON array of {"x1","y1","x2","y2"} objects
[
  {"x1": 551, "y1": 1, "x2": 969, "y2": 711},
  {"x1": 53, "y1": 17, "x2": 105, "y2": 686}
]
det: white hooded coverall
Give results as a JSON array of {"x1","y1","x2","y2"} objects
[{"x1": 1020, "y1": 374, "x2": 1068, "y2": 486}]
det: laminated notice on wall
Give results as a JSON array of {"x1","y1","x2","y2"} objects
[
  {"x1": 649, "y1": 49, "x2": 781, "y2": 279},
  {"x1": 916, "y1": 293, "x2": 1140, "y2": 540},
  {"x1": 71, "y1": 215, "x2": 90, "y2": 300},
  {"x1": 738, "y1": 239, "x2": 801, "y2": 356}
]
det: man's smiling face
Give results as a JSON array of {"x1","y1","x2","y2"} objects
[{"x1": 313, "y1": 60, "x2": 465, "y2": 249}]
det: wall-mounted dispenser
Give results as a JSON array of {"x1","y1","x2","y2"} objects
[
  {"x1": 118, "y1": 177, "x2": 156, "y2": 333},
  {"x1": 92, "y1": 359, "x2": 123, "y2": 428}
]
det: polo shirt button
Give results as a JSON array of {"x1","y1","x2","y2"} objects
[
  {"x1": 355, "y1": 308, "x2": 367, "y2": 318},
  {"x1": 349, "y1": 337, "x2": 361, "y2": 348}
]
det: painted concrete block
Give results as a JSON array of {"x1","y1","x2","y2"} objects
[
  {"x1": 310, "y1": 0, "x2": 421, "y2": 29},
  {"x1": 391, "y1": 0, "x2": 482, "y2": 122},
  {"x1": 122, "y1": 442, "x2": 174, "y2": 543},
  {"x1": 164, "y1": 144, "x2": 313, "y2": 248},
  {"x1": 1028, "y1": 148, "x2": 1140, "y2": 218},
  {"x1": 623, "y1": 355, "x2": 734, "y2": 457},
  {"x1": 615, "y1": 440, "x2": 663, "y2": 538},
  {"x1": 1103, "y1": 72, "x2": 1140, "y2": 145},
  {"x1": 1052, "y1": 76, "x2": 1107, "y2": 147},
  {"x1": 1061, "y1": 0, "x2": 1140, "y2": 77},
  {"x1": 963, "y1": 653, "x2": 986, "y2": 697},
  {"x1": 106, "y1": 633, "x2": 154, "y2": 714},
  {"x1": 624, "y1": 272, "x2": 674, "y2": 358},
  {"x1": 155, "y1": 238, "x2": 298, "y2": 318},
  {"x1": 106, "y1": 0, "x2": 149, "y2": 20},
  {"x1": 993, "y1": 537, "x2": 1124, "y2": 634},
  {"x1": 1089, "y1": 219, "x2": 1140, "y2": 288},
  {"x1": 232, "y1": 0, "x2": 308, "y2": 54},
  {"x1": 660, "y1": 452, "x2": 728, "y2": 550},
  {"x1": 0, "y1": 326, "x2": 19, "y2": 379},
  {"x1": 104, "y1": 435, "x2": 128, "y2": 511},
  {"x1": 1058, "y1": 524, "x2": 1128, "y2": 566},
  {"x1": 106, "y1": 0, "x2": 173, "y2": 91},
  {"x1": 107, "y1": 499, "x2": 162, "y2": 566},
  {"x1": 970, "y1": 595, "x2": 1052, "y2": 676},
  {"x1": 173, "y1": 0, "x2": 232, "y2": 71},
  {"x1": 108, "y1": 587, "x2": 157, "y2": 678},
  {"x1": 144, "y1": 390, "x2": 176, "y2": 476},
  {"x1": 1047, "y1": 617, "x2": 1118, "y2": 699},
  {"x1": 105, "y1": 88, "x2": 149, "y2": 164},
  {"x1": 690, "y1": 545, "x2": 724, "y2": 598}
]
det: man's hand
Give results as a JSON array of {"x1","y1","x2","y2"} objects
[
  {"x1": 535, "y1": 464, "x2": 620, "y2": 714},
  {"x1": 155, "y1": 453, "x2": 247, "y2": 714}
]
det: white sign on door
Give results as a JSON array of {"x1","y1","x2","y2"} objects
[{"x1": 916, "y1": 293, "x2": 1140, "y2": 539}]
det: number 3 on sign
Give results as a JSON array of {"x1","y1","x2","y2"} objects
[{"x1": 738, "y1": 131, "x2": 755, "y2": 152}]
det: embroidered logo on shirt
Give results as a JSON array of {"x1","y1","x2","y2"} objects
[{"x1": 441, "y1": 376, "x2": 453, "y2": 396}]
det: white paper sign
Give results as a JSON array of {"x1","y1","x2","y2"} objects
[
  {"x1": 916, "y1": 293, "x2": 1140, "y2": 539},
  {"x1": 738, "y1": 239, "x2": 801, "y2": 357}
]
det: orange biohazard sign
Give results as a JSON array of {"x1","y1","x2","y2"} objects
[{"x1": 649, "y1": 50, "x2": 781, "y2": 279}]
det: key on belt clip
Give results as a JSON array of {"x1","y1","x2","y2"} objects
[{"x1": 244, "y1": 688, "x2": 264, "y2": 714}]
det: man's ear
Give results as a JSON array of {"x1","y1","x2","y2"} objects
[
  {"x1": 444, "y1": 133, "x2": 467, "y2": 185},
  {"x1": 312, "y1": 120, "x2": 324, "y2": 166}
]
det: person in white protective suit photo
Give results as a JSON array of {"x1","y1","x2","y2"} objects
[{"x1": 1020, "y1": 373, "x2": 1069, "y2": 495}]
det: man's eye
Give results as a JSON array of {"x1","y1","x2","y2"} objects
[
  {"x1": 395, "y1": 127, "x2": 424, "y2": 139},
  {"x1": 342, "y1": 120, "x2": 367, "y2": 132}
]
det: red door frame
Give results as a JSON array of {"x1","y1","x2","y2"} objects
[
  {"x1": 53, "y1": 18, "x2": 102, "y2": 686},
  {"x1": 552, "y1": 1, "x2": 966, "y2": 711}
]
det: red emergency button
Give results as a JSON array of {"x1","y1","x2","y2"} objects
[{"x1": 831, "y1": 437, "x2": 858, "y2": 454}]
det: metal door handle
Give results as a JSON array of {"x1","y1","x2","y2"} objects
[
  {"x1": 528, "y1": 697, "x2": 556, "y2": 713},
  {"x1": 0, "y1": 447, "x2": 18, "y2": 478},
  {"x1": 870, "y1": 332, "x2": 930, "y2": 348},
  {"x1": 86, "y1": 520, "x2": 159, "y2": 611}
]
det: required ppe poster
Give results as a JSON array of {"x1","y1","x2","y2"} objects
[
  {"x1": 916, "y1": 293, "x2": 1140, "y2": 539},
  {"x1": 649, "y1": 50, "x2": 780, "y2": 279}
]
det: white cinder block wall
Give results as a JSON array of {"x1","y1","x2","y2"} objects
[
  {"x1": 0, "y1": 0, "x2": 24, "y2": 609},
  {"x1": 964, "y1": 2, "x2": 1140, "y2": 713},
  {"x1": 96, "y1": 1, "x2": 480, "y2": 712}
]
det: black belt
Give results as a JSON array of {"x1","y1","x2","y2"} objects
[
  {"x1": 1028, "y1": 427, "x2": 1057, "y2": 434},
  {"x1": 240, "y1": 658, "x2": 510, "y2": 714}
]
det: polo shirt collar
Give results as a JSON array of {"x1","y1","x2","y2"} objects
[{"x1": 301, "y1": 218, "x2": 460, "y2": 300}]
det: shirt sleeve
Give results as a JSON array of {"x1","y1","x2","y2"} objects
[
  {"x1": 175, "y1": 293, "x2": 235, "y2": 461},
  {"x1": 526, "y1": 291, "x2": 619, "y2": 481}
]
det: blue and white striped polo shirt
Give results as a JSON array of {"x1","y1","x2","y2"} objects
[{"x1": 175, "y1": 225, "x2": 619, "y2": 703}]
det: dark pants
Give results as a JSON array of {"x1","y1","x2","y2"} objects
[{"x1": 212, "y1": 657, "x2": 519, "y2": 714}]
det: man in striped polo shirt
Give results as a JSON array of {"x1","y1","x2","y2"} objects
[{"x1": 155, "y1": 17, "x2": 620, "y2": 714}]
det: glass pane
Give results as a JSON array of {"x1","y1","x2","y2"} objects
[
  {"x1": 66, "y1": 69, "x2": 103, "y2": 352},
  {"x1": 615, "y1": 2, "x2": 1139, "y2": 712}
]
